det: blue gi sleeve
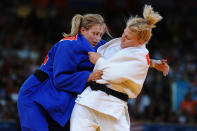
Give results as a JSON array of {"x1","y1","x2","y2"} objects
[{"x1": 53, "y1": 42, "x2": 90, "y2": 94}]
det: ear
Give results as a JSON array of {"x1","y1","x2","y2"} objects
[{"x1": 80, "y1": 27, "x2": 86, "y2": 35}]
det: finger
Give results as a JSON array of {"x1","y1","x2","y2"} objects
[
  {"x1": 88, "y1": 52, "x2": 94, "y2": 54},
  {"x1": 164, "y1": 72, "x2": 168, "y2": 76},
  {"x1": 164, "y1": 73, "x2": 167, "y2": 77},
  {"x1": 163, "y1": 71, "x2": 166, "y2": 76},
  {"x1": 96, "y1": 70, "x2": 102, "y2": 73},
  {"x1": 99, "y1": 71, "x2": 103, "y2": 74},
  {"x1": 161, "y1": 59, "x2": 167, "y2": 63},
  {"x1": 164, "y1": 69, "x2": 169, "y2": 76},
  {"x1": 99, "y1": 72, "x2": 103, "y2": 76},
  {"x1": 96, "y1": 73, "x2": 101, "y2": 77},
  {"x1": 96, "y1": 73, "x2": 100, "y2": 77}
]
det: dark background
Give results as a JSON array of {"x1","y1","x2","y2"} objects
[{"x1": 0, "y1": 0, "x2": 197, "y2": 130}]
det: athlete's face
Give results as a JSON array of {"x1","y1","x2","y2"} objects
[
  {"x1": 121, "y1": 28, "x2": 144, "y2": 48},
  {"x1": 81, "y1": 24, "x2": 104, "y2": 47}
]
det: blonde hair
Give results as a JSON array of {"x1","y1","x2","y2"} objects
[
  {"x1": 126, "y1": 5, "x2": 162, "y2": 42},
  {"x1": 63, "y1": 14, "x2": 111, "y2": 37}
]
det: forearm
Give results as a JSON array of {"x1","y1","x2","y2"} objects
[{"x1": 53, "y1": 71, "x2": 91, "y2": 93}]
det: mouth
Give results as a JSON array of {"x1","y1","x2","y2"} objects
[{"x1": 92, "y1": 42, "x2": 98, "y2": 46}]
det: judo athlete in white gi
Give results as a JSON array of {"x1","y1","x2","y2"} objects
[{"x1": 70, "y1": 5, "x2": 166, "y2": 131}]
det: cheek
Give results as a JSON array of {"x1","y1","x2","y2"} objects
[
  {"x1": 87, "y1": 33, "x2": 93, "y2": 40},
  {"x1": 87, "y1": 35, "x2": 92, "y2": 41},
  {"x1": 88, "y1": 34, "x2": 95, "y2": 42},
  {"x1": 129, "y1": 39, "x2": 135, "y2": 43},
  {"x1": 124, "y1": 39, "x2": 130, "y2": 44},
  {"x1": 90, "y1": 34, "x2": 96, "y2": 40},
  {"x1": 85, "y1": 35, "x2": 91, "y2": 42},
  {"x1": 123, "y1": 40, "x2": 132, "y2": 46}
]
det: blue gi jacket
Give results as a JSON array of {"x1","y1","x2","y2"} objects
[{"x1": 18, "y1": 34, "x2": 106, "y2": 127}]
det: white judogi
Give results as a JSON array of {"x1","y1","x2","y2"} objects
[{"x1": 70, "y1": 38, "x2": 150, "y2": 131}]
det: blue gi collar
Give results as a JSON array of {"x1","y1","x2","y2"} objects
[{"x1": 78, "y1": 35, "x2": 96, "y2": 52}]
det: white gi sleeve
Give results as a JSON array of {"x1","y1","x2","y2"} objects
[{"x1": 95, "y1": 47, "x2": 150, "y2": 97}]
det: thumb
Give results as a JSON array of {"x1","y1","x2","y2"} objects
[{"x1": 88, "y1": 52, "x2": 95, "y2": 55}]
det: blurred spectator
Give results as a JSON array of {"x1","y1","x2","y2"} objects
[{"x1": 181, "y1": 93, "x2": 197, "y2": 115}]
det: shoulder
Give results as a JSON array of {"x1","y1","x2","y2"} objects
[
  {"x1": 129, "y1": 44, "x2": 149, "y2": 55},
  {"x1": 60, "y1": 35, "x2": 78, "y2": 42},
  {"x1": 56, "y1": 35, "x2": 80, "y2": 50},
  {"x1": 56, "y1": 35, "x2": 91, "y2": 55}
]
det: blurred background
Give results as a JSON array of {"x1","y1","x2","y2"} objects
[{"x1": 0, "y1": 0, "x2": 197, "y2": 130}]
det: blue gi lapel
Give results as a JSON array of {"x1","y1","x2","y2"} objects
[{"x1": 78, "y1": 35, "x2": 96, "y2": 52}]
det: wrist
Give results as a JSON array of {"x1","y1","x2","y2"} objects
[
  {"x1": 151, "y1": 60, "x2": 161, "y2": 68},
  {"x1": 87, "y1": 73, "x2": 93, "y2": 82}
]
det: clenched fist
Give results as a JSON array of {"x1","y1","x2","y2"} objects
[
  {"x1": 87, "y1": 70, "x2": 103, "y2": 82},
  {"x1": 88, "y1": 52, "x2": 101, "y2": 64}
]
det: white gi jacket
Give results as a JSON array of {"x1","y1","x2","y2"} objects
[{"x1": 76, "y1": 38, "x2": 150, "y2": 119}]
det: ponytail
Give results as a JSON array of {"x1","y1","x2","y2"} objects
[
  {"x1": 126, "y1": 5, "x2": 162, "y2": 43},
  {"x1": 143, "y1": 5, "x2": 162, "y2": 27},
  {"x1": 63, "y1": 14, "x2": 83, "y2": 37},
  {"x1": 63, "y1": 14, "x2": 112, "y2": 38}
]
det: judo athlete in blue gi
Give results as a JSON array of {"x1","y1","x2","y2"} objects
[{"x1": 17, "y1": 14, "x2": 109, "y2": 131}]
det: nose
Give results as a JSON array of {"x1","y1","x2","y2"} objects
[{"x1": 121, "y1": 35, "x2": 125, "y2": 42}]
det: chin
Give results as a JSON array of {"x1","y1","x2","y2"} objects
[{"x1": 91, "y1": 43, "x2": 96, "y2": 47}]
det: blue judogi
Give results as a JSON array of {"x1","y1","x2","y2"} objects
[{"x1": 17, "y1": 34, "x2": 105, "y2": 131}]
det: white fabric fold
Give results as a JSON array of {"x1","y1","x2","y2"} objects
[{"x1": 76, "y1": 38, "x2": 150, "y2": 119}]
